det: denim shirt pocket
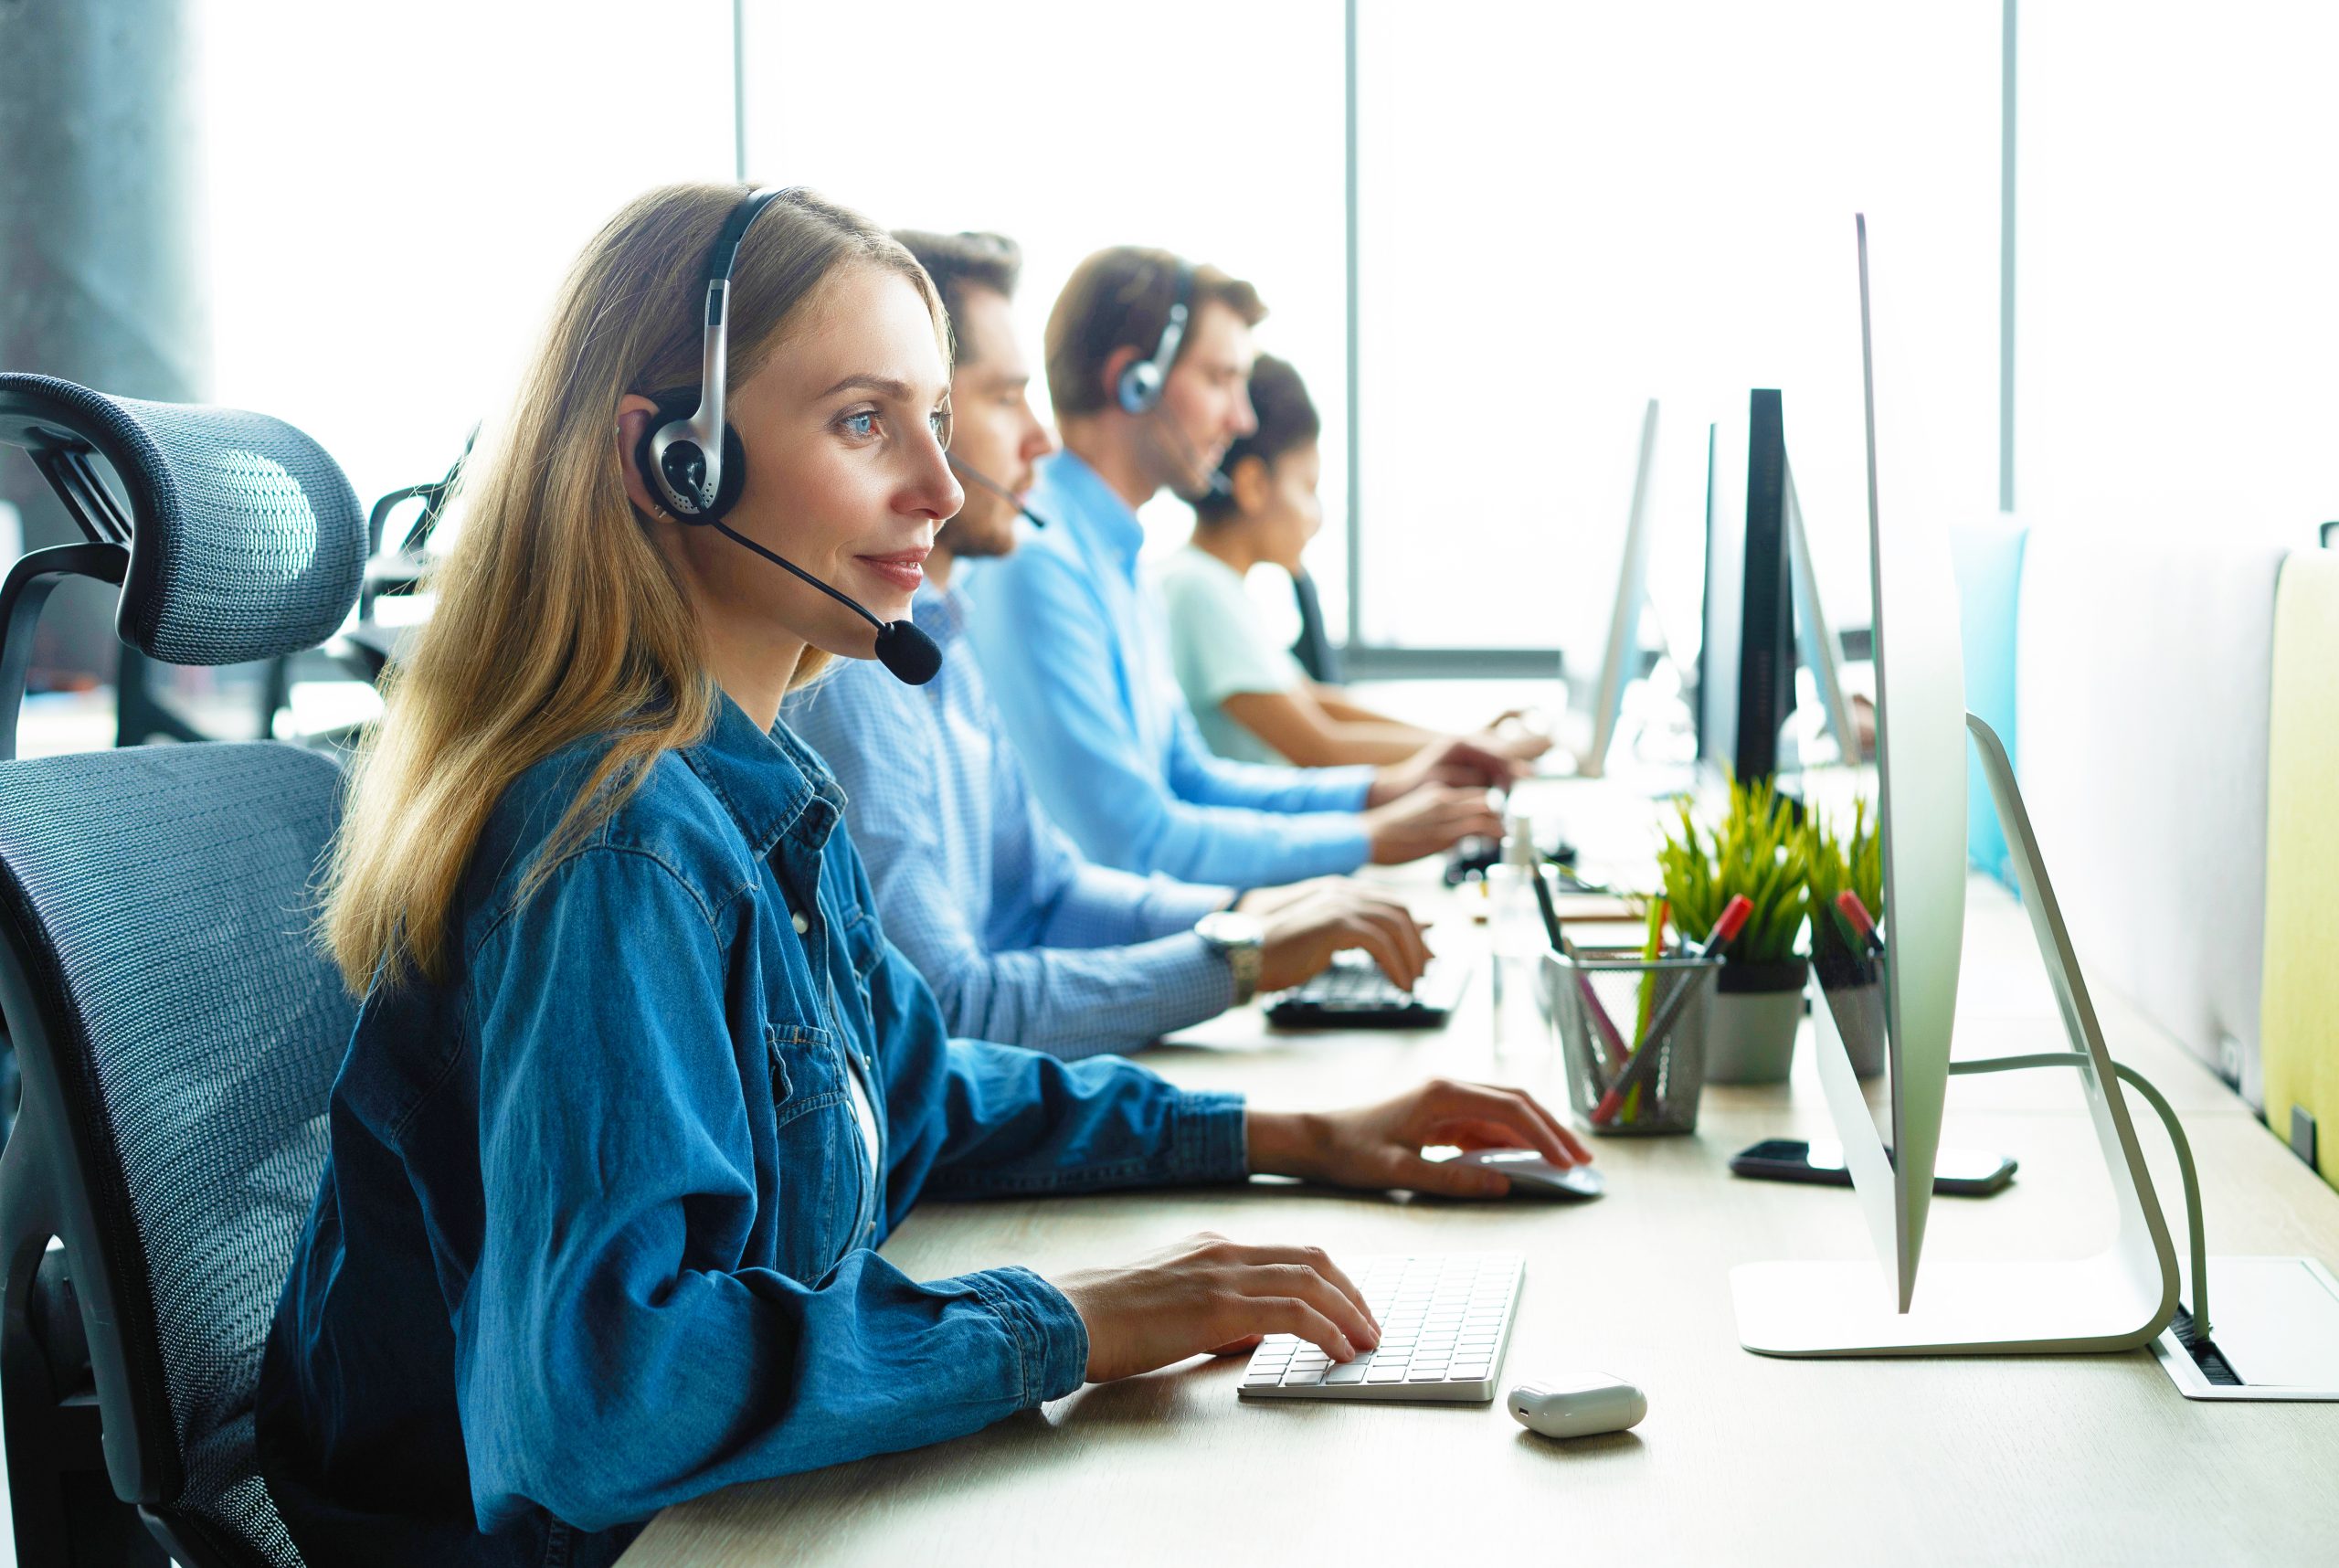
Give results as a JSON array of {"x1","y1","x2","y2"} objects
[{"x1": 764, "y1": 1022, "x2": 865, "y2": 1277}]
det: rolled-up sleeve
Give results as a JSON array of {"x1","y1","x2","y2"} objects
[{"x1": 969, "y1": 541, "x2": 1371, "y2": 885}]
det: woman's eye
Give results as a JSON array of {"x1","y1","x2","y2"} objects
[
  {"x1": 929, "y1": 408, "x2": 950, "y2": 442},
  {"x1": 841, "y1": 411, "x2": 878, "y2": 439}
]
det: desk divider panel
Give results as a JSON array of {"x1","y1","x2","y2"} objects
[
  {"x1": 2013, "y1": 526, "x2": 2285, "y2": 1107},
  {"x1": 1951, "y1": 515, "x2": 2027, "y2": 888},
  {"x1": 2260, "y1": 551, "x2": 2339, "y2": 1190}
]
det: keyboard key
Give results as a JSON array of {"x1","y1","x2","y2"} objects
[
  {"x1": 1367, "y1": 1363, "x2": 1411, "y2": 1383},
  {"x1": 1325, "y1": 1362, "x2": 1371, "y2": 1384},
  {"x1": 1409, "y1": 1368, "x2": 1455, "y2": 1383},
  {"x1": 1451, "y1": 1362, "x2": 1492, "y2": 1380},
  {"x1": 1283, "y1": 1367, "x2": 1327, "y2": 1386}
]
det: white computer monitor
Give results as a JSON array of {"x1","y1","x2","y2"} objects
[
  {"x1": 1732, "y1": 213, "x2": 2184, "y2": 1357},
  {"x1": 1574, "y1": 397, "x2": 1660, "y2": 780}
]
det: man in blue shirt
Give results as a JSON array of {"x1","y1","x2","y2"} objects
[
  {"x1": 790, "y1": 231, "x2": 1432, "y2": 1059},
  {"x1": 962, "y1": 246, "x2": 1515, "y2": 888}
]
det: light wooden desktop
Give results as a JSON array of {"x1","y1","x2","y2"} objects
[{"x1": 622, "y1": 784, "x2": 2339, "y2": 1568}]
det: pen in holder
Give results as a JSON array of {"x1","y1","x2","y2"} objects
[{"x1": 1545, "y1": 947, "x2": 1722, "y2": 1135}]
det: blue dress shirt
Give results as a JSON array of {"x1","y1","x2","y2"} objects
[
  {"x1": 259, "y1": 694, "x2": 1247, "y2": 1568},
  {"x1": 788, "y1": 581, "x2": 1237, "y2": 1061},
  {"x1": 961, "y1": 450, "x2": 1376, "y2": 886}
]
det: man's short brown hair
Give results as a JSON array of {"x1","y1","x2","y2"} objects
[
  {"x1": 893, "y1": 229, "x2": 1022, "y2": 364},
  {"x1": 1043, "y1": 246, "x2": 1265, "y2": 418}
]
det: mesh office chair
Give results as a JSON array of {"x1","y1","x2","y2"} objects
[{"x1": 0, "y1": 374, "x2": 365, "y2": 1566}]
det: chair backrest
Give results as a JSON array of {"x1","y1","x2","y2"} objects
[
  {"x1": 2260, "y1": 550, "x2": 2339, "y2": 1190},
  {"x1": 0, "y1": 375, "x2": 365, "y2": 1566},
  {"x1": 2014, "y1": 524, "x2": 2287, "y2": 1104},
  {"x1": 0, "y1": 745, "x2": 351, "y2": 1566}
]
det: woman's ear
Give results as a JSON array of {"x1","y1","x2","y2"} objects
[
  {"x1": 1228, "y1": 452, "x2": 1274, "y2": 516},
  {"x1": 616, "y1": 395, "x2": 667, "y2": 519}
]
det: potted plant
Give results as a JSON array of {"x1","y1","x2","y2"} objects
[
  {"x1": 1655, "y1": 778, "x2": 1810, "y2": 1084},
  {"x1": 1806, "y1": 799, "x2": 1888, "y2": 1078}
]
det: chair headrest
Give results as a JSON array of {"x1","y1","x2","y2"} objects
[{"x1": 0, "y1": 374, "x2": 365, "y2": 665}]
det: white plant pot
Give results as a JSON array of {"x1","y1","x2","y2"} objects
[{"x1": 1706, "y1": 961, "x2": 1806, "y2": 1085}]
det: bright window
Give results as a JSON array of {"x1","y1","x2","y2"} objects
[
  {"x1": 744, "y1": 0, "x2": 1348, "y2": 598},
  {"x1": 2017, "y1": 3, "x2": 2339, "y2": 546},
  {"x1": 1353, "y1": 2, "x2": 2000, "y2": 662},
  {"x1": 196, "y1": 1, "x2": 736, "y2": 510}
]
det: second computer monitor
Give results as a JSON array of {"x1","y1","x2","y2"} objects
[
  {"x1": 1699, "y1": 390, "x2": 1793, "y2": 781},
  {"x1": 1699, "y1": 390, "x2": 1858, "y2": 781}
]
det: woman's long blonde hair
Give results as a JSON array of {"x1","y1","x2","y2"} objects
[{"x1": 323, "y1": 183, "x2": 943, "y2": 992}]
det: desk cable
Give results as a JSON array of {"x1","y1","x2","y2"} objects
[{"x1": 1949, "y1": 1054, "x2": 2208, "y2": 1341}]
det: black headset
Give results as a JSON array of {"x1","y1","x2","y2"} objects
[
  {"x1": 634, "y1": 186, "x2": 943, "y2": 685},
  {"x1": 1115, "y1": 259, "x2": 1192, "y2": 416},
  {"x1": 1108, "y1": 256, "x2": 1233, "y2": 499}
]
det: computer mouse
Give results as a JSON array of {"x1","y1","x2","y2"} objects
[
  {"x1": 1509, "y1": 1374, "x2": 1646, "y2": 1439},
  {"x1": 1455, "y1": 1148, "x2": 1604, "y2": 1200}
]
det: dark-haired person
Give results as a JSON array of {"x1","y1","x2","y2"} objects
[
  {"x1": 259, "y1": 185, "x2": 1586, "y2": 1568},
  {"x1": 1158, "y1": 354, "x2": 1553, "y2": 768},
  {"x1": 960, "y1": 246, "x2": 1517, "y2": 888},
  {"x1": 789, "y1": 233, "x2": 1434, "y2": 1061}
]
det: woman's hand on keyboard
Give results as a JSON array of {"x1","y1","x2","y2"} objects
[
  {"x1": 1048, "y1": 1234, "x2": 1381, "y2": 1383},
  {"x1": 1246, "y1": 1080, "x2": 1592, "y2": 1198},
  {"x1": 1247, "y1": 879, "x2": 1431, "y2": 992}
]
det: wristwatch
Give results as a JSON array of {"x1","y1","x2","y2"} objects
[{"x1": 1194, "y1": 909, "x2": 1266, "y2": 1005}]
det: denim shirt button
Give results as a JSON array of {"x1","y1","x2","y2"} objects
[{"x1": 790, "y1": 911, "x2": 810, "y2": 935}]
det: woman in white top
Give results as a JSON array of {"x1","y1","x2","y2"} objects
[{"x1": 1156, "y1": 355, "x2": 1550, "y2": 768}]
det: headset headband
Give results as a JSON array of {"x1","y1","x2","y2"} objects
[{"x1": 645, "y1": 186, "x2": 797, "y2": 517}]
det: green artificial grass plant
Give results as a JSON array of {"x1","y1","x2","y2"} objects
[
  {"x1": 1654, "y1": 776, "x2": 1812, "y2": 967},
  {"x1": 1806, "y1": 796, "x2": 1886, "y2": 968}
]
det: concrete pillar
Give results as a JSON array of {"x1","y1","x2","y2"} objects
[{"x1": 0, "y1": 0, "x2": 207, "y2": 680}]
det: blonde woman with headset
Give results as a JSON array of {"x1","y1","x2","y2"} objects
[{"x1": 259, "y1": 183, "x2": 1586, "y2": 1567}]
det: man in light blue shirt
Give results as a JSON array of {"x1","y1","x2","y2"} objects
[
  {"x1": 963, "y1": 246, "x2": 1513, "y2": 888},
  {"x1": 790, "y1": 231, "x2": 1430, "y2": 1059}
]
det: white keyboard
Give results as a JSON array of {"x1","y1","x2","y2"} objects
[{"x1": 1237, "y1": 1251, "x2": 1523, "y2": 1404}]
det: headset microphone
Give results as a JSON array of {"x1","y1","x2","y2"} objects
[
  {"x1": 698, "y1": 513, "x2": 942, "y2": 685},
  {"x1": 636, "y1": 186, "x2": 943, "y2": 687},
  {"x1": 1149, "y1": 405, "x2": 1234, "y2": 502},
  {"x1": 947, "y1": 455, "x2": 1053, "y2": 529}
]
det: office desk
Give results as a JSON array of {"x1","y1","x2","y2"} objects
[{"x1": 622, "y1": 877, "x2": 2339, "y2": 1568}]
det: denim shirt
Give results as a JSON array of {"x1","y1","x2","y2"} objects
[{"x1": 259, "y1": 694, "x2": 1248, "y2": 1568}]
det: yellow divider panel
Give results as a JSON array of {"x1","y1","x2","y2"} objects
[{"x1": 2261, "y1": 551, "x2": 2339, "y2": 1190}]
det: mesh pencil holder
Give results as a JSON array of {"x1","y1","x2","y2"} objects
[{"x1": 1543, "y1": 948, "x2": 1722, "y2": 1136}]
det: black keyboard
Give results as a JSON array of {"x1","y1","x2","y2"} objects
[{"x1": 1265, "y1": 953, "x2": 1468, "y2": 1030}]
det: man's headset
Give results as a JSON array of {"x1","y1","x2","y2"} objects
[
  {"x1": 635, "y1": 186, "x2": 945, "y2": 685},
  {"x1": 1111, "y1": 256, "x2": 1232, "y2": 499}
]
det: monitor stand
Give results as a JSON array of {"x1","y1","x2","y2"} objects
[{"x1": 1732, "y1": 715, "x2": 2339, "y2": 1399}]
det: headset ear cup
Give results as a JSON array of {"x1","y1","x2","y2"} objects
[
  {"x1": 706, "y1": 425, "x2": 748, "y2": 520},
  {"x1": 1118, "y1": 361, "x2": 1159, "y2": 416},
  {"x1": 631, "y1": 404, "x2": 747, "y2": 521}
]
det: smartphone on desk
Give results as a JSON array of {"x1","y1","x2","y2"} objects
[{"x1": 1730, "y1": 1138, "x2": 2016, "y2": 1196}]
